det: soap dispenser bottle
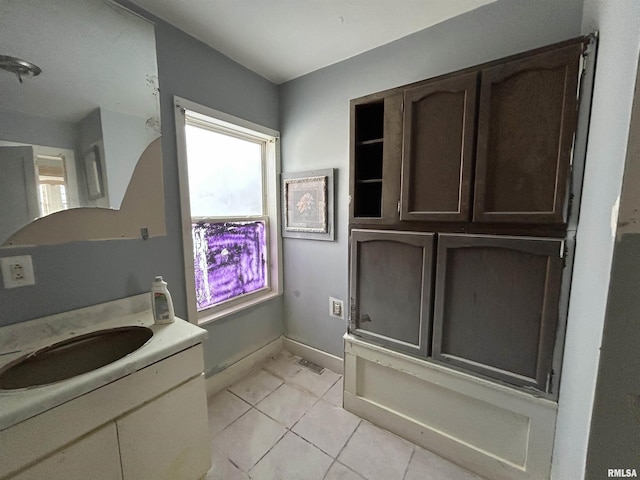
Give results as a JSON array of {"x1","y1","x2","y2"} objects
[{"x1": 151, "y1": 276, "x2": 175, "y2": 324}]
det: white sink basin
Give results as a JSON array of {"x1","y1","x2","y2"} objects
[{"x1": 0, "y1": 326, "x2": 153, "y2": 390}]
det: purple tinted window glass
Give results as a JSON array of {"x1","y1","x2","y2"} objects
[{"x1": 192, "y1": 221, "x2": 267, "y2": 311}]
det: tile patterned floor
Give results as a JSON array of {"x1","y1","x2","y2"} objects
[{"x1": 205, "y1": 351, "x2": 484, "y2": 480}]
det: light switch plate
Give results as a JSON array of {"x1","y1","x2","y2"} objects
[
  {"x1": 1, "y1": 255, "x2": 35, "y2": 288},
  {"x1": 329, "y1": 296, "x2": 344, "y2": 319}
]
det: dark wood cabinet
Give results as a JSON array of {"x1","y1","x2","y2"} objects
[
  {"x1": 348, "y1": 36, "x2": 593, "y2": 396},
  {"x1": 350, "y1": 38, "x2": 585, "y2": 229},
  {"x1": 473, "y1": 44, "x2": 582, "y2": 224},
  {"x1": 349, "y1": 229, "x2": 434, "y2": 357},
  {"x1": 350, "y1": 93, "x2": 402, "y2": 224},
  {"x1": 431, "y1": 234, "x2": 563, "y2": 391},
  {"x1": 401, "y1": 72, "x2": 477, "y2": 222}
]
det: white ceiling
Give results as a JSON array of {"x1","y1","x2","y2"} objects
[
  {"x1": 0, "y1": 0, "x2": 158, "y2": 122},
  {"x1": 129, "y1": 0, "x2": 496, "y2": 84}
]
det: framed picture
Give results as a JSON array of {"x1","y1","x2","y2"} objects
[
  {"x1": 84, "y1": 145, "x2": 104, "y2": 200},
  {"x1": 282, "y1": 168, "x2": 335, "y2": 241}
]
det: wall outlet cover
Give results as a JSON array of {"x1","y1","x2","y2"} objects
[
  {"x1": 1, "y1": 255, "x2": 35, "y2": 289},
  {"x1": 329, "y1": 296, "x2": 344, "y2": 319}
]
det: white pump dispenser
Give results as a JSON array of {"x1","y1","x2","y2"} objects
[{"x1": 151, "y1": 276, "x2": 175, "y2": 324}]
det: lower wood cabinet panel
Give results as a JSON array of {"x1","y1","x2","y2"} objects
[
  {"x1": 432, "y1": 233, "x2": 563, "y2": 391},
  {"x1": 349, "y1": 230, "x2": 565, "y2": 395},
  {"x1": 350, "y1": 229, "x2": 434, "y2": 357}
]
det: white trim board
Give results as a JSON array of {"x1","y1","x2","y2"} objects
[
  {"x1": 204, "y1": 336, "x2": 344, "y2": 398},
  {"x1": 283, "y1": 337, "x2": 344, "y2": 375},
  {"x1": 205, "y1": 337, "x2": 283, "y2": 398}
]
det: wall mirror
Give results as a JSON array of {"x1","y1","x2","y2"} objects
[{"x1": 0, "y1": 0, "x2": 160, "y2": 246}]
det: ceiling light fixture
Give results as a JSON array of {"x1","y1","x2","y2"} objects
[{"x1": 0, "y1": 55, "x2": 42, "y2": 83}]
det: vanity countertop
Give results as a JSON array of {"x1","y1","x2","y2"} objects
[{"x1": 0, "y1": 294, "x2": 208, "y2": 432}]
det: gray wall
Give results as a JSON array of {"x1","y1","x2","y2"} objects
[
  {"x1": 279, "y1": 0, "x2": 639, "y2": 476},
  {"x1": 553, "y1": 1, "x2": 640, "y2": 478},
  {"x1": 586, "y1": 32, "x2": 640, "y2": 478},
  {"x1": 279, "y1": 0, "x2": 584, "y2": 358},
  {"x1": 0, "y1": 6, "x2": 283, "y2": 375},
  {"x1": 0, "y1": 110, "x2": 78, "y2": 150},
  {"x1": 100, "y1": 107, "x2": 159, "y2": 209}
]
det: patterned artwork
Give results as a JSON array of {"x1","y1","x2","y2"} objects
[
  {"x1": 283, "y1": 175, "x2": 328, "y2": 233},
  {"x1": 192, "y1": 221, "x2": 267, "y2": 311}
]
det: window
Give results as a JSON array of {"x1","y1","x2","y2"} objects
[
  {"x1": 175, "y1": 97, "x2": 282, "y2": 324},
  {"x1": 35, "y1": 154, "x2": 69, "y2": 215}
]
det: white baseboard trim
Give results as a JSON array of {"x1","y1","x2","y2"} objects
[
  {"x1": 283, "y1": 337, "x2": 344, "y2": 374},
  {"x1": 205, "y1": 336, "x2": 284, "y2": 398}
]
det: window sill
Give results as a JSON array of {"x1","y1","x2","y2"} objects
[{"x1": 196, "y1": 290, "x2": 282, "y2": 326}]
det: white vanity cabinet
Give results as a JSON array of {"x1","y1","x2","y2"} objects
[
  {"x1": 0, "y1": 344, "x2": 210, "y2": 480},
  {"x1": 10, "y1": 423, "x2": 123, "y2": 480},
  {"x1": 117, "y1": 375, "x2": 210, "y2": 480}
]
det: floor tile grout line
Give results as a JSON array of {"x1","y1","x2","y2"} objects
[
  {"x1": 209, "y1": 357, "x2": 350, "y2": 478},
  {"x1": 208, "y1": 357, "x2": 480, "y2": 480},
  {"x1": 402, "y1": 447, "x2": 417, "y2": 480},
  {"x1": 225, "y1": 388, "x2": 255, "y2": 407},
  {"x1": 322, "y1": 459, "x2": 338, "y2": 480},
  {"x1": 245, "y1": 426, "x2": 288, "y2": 476},
  {"x1": 333, "y1": 417, "x2": 363, "y2": 463}
]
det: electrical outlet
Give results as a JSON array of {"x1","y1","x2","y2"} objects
[
  {"x1": 1, "y1": 255, "x2": 35, "y2": 289},
  {"x1": 329, "y1": 297, "x2": 344, "y2": 319}
]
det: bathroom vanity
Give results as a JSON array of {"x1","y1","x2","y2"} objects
[{"x1": 0, "y1": 295, "x2": 211, "y2": 480}]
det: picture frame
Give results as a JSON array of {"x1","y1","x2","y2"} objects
[
  {"x1": 83, "y1": 145, "x2": 104, "y2": 200},
  {"x1": 282, "y1": 168, "x2": 335, "y2": 241}
]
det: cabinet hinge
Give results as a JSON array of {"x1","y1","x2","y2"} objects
[
  {"x1": 397, "y1": 201, "x2": 401, "y2": 214},
  {"x1": 560, "y1": 240, "x2": 569, "y2": 268},
  {"x1": 349, "y1": 298, "x2": 357, "y2": 331},
  {"x1": 546, "y1": 369, "x2": 555, "y2": 393},
  {"x1": 567, "y1": 192, "x2": 574, "y2": 215}
]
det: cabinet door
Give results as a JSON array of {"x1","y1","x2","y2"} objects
[
  {"x1": 10, "y1": 423, "x2": 122, "y2": 480},
  {"x1": 401, "y1": 72, "x2": 478, "y2": 222},
  {"x1": 473, "y1": 43, "x2": 582, "y2": 224},
  {"x1": 350, "y1": 229, "x2": 434, "y2": 357},
  {"x1": 350, "y1": 93, "x2": 403, "y2": 224},
  {"x1": 432, "y1": 234, "x2": 563, "y2": 392},
  {"x1": 117, "y1": 375, "x2": 211, "y2": 480}
]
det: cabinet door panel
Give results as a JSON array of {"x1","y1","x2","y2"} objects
[
  {"x1": 474, "y1": 44, "x2": 582, "y2": 224},
  {"x1": 11, "y1": 423, "x2": 122, "y2": 480},
  {"x1": 117, "y1": 375, "x2": 210, "y2": 480},
  {"x1": 432, "y1": 234, "x2": 563, "y2": 391},
  {"x1": 350, "y1": 230, "x2": 434, "y2": 356},
  {"x1": 401, "y1": 72, "x2": 477, "y2": 222}
]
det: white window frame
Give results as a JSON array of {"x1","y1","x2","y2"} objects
[{"x1": 174, "y1": 96, "x2": 282, "y2": 325}]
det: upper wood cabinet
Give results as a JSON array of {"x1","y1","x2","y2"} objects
[
  {"x1": 473, "y1": 44, "x2": 582, "y2": 224},
  {"x1": 350, "y1": 93, "x2": 403, "y2": 224},
  {"x1": 350, "y1": 38, "x2": 586, "y2": 229},
  {"x1": 401, "y1": 72, "x2": 478, "y2": 222}
]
